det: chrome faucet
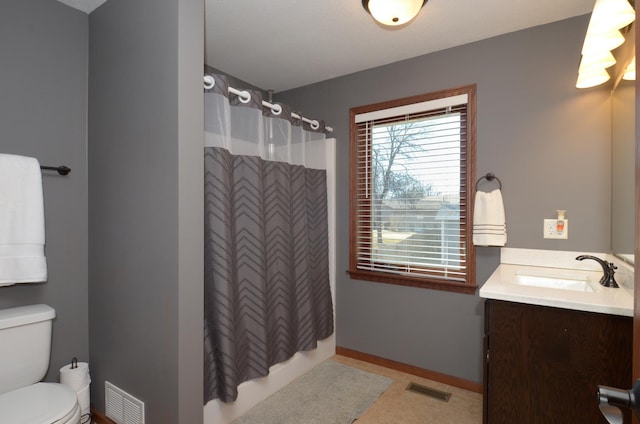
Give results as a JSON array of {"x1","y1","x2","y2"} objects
[{"x1": 575, "y1": 255, "x2": 619, "y2": 288}]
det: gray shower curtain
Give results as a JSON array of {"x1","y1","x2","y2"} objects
[{"x1": 203, "y1": 75, "x2": 334, "y2": 404}]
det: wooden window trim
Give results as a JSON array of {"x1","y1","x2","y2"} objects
[{"x1": 349, "y1": 84, "x2": 477, "y2": 294}]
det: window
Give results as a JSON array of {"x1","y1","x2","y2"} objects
[{"x1": 349, "y1": 85, "x2": 477, "y2": 293}]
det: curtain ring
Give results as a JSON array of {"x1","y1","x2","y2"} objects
[
  {"x1": 310, "y1": 120, "x2": 320, "y2": 130},
  {"x1": 238, "y1": 90, "x2": 251, "y2": 104},
  {"x1": 271, "y1": 104, "x2": 282, "y2": 115},
  {"x1": 203, "y1": 75, "x2": 215, "y2": 90}
]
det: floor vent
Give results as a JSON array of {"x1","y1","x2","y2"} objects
[
  {"x1": 105, "y1": 381, "x2": 145, "y2": 424},
  {"x1": 405, "y1": 382, "x2": 452, "y2": 402}
]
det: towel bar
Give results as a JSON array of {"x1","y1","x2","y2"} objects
[
  {"x1": 40, "y1": 165, "x2": 71, "y2": 176},
  {"x1": 476, "y1": 172, "x2": 502, "y2": 190}
]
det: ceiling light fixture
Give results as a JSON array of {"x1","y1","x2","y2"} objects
[
  {"x1": 576, "y1": 0, "x2": 635, "y2": 88},
  {"x1": 362, "y1": 0, "x2": 427, "y2": 27}
]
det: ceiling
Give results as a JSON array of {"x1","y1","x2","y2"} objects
[
  {"x1": 206, "y1": 0, "x2": 594, "y2": 92},
  {"x1": 56, "y1": 0, "x2": 106, "y2": 13},
  {"x1": 58, "y1": 0, "x2": 595, "y2": 92}
]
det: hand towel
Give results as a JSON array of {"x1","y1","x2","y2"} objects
[
  {"x1": 0, "y1": 154, "x2": 47, "y2": 284},
  {"x1": 473, "y1": 189, "x2": 507, "y2": 246}
]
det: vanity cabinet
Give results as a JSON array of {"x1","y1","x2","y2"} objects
[{"x1": 483, "y1": 299, "x2": 632, "y2": 424}]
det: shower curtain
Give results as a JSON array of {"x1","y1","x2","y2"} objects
[{"x1": 203, "y1": 74, "x2": 334, "y2": 404}]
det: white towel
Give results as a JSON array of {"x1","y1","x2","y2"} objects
[
  {"x1": 473, "y1": 189, "x2": 507, "y2": 246},
  {"x1": 0, "y1": 154, "x2": 47, "y2": 285}
]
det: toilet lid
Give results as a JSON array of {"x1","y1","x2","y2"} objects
[{"x1": 0, "y1": 382, "x2": 79, "y2": 424}]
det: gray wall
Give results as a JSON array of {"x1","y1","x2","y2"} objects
[
  {"x1": 89, "y1": 0, "x2": 203, "y2": 422},
  {"x1": 0, "y1": 0, "x2": 89, "y2": 381},
  {"x1": 3, "y1": 1, "x2": 203, "y2": 421},
  {"x1": 276, "y1": 15, "x2": 611, "y2": 384}
]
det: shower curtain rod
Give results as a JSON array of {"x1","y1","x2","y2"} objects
[{"x1": 203, "y1": 75, "x2": 333, "y2": 133}]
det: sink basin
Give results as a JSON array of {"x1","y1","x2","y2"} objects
[{"x1": 515, "y1": 269, "x2": 594, "y2": 292}]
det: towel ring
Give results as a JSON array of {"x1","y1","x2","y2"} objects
[{"x1": 476, "y1": 172, "x2": 502, "y2": 190}]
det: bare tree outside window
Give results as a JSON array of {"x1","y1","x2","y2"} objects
[
  {"x1": 371, "y1": 117, "x2": 461, "y2": 269},
  {"x1": 371, "y1": 122, "x2": 436, "y2": 244}
]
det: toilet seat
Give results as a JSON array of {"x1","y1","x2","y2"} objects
[{"x1": 0, "y1": 382, "x2": 80, "y2": 423}]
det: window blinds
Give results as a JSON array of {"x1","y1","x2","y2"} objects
[{"x1": 352, "y1": 96, "x2": 469, "y2": 283}]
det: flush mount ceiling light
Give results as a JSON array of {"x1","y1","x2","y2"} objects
[{"x1": 362, "y1": 0, "x2": 427, "y2": 27}]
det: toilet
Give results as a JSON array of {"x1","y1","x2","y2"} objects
[{"x1": 0, "y1": 304, "x2": 81, "y2": 423}]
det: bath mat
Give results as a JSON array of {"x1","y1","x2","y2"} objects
[{"x1": 233, "y1": 360, "x2": 392, "y2": 424}]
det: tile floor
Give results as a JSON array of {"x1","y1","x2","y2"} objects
[{"x1": 332, "y1": 355, "x2": 483, "y2": 424}]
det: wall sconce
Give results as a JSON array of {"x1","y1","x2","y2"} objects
[
  {"x1": 576, "y1": 68, "x2": 612, "y2": 88},
  {"x1": 362, "y1": 0, "x2": 427, "y2": 27},
  {"x1": 623, "y1": 55, "x2": 636, "y2": 80},
  {"x1": 576, "y1": 0, "x2": 635, "y2": 88}
]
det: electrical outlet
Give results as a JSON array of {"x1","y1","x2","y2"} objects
[{"x1": 543, "y1": 219, "x2": 568, "y2": 239}]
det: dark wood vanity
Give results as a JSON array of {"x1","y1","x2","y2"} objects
[{"x1": 483, "y1": 299, "x2": 632, "y2": 423}]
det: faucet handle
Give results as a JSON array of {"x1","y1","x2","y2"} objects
[{"x1": 603, "y1": 263, "x2": 619, "y2": 288}]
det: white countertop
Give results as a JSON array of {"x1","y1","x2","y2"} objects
[{"x1": 479, "y1": 249, "x2": 634, "y2": 317}]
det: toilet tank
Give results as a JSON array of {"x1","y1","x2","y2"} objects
[{"x1": 0, "y1": 304, "x2": 55, "y2": 395}]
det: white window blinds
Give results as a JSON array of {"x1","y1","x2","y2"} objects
[{"x1": 350, "y1": 89, "x2": 474, "y2": 287}]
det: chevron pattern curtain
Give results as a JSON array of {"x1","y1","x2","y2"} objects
[{"x1": 203, "y1": 74, "x2": 334, "y2": 403}]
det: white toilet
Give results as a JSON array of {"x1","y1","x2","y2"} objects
[{"x1": 0, "y1": 304, "x2": 81, "y2": 423}]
